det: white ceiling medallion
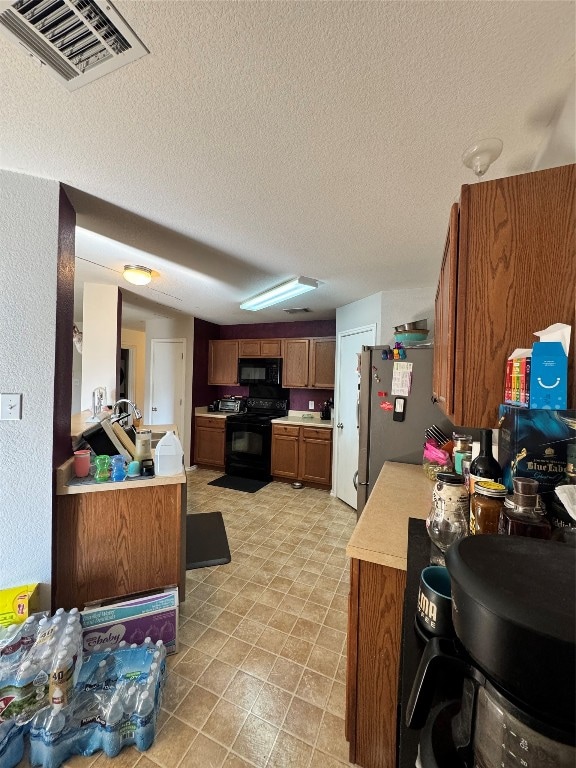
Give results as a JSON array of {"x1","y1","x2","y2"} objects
[
  {"x1": 0, "y1": 0, "x2": 148, "y2": 91},
  {"x1": 462, "y1": 138, "x2": 503, "y2": 178}
]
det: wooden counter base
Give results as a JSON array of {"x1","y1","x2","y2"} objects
[{"x1": 54, "y1": 483, "x2": 186, "y2": 610}]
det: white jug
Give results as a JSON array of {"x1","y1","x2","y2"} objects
[{"x1": 154, "y1": 431, "x2": 183, "y2": 476}]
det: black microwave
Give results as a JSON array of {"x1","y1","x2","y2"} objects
[{"x1": 238, "y1": 358, "x2": 282, "y2": 386}]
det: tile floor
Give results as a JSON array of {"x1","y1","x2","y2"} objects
[{"x1": 18, "y1": 468, "x2": 359, "y2": 768}]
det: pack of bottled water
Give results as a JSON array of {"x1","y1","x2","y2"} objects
[
  {"x1": 28, "y1": 638, "x2": 166, "y2": 768},
  {"x1": 0, "y1": 608, "x2": 83, "y2": 768}
]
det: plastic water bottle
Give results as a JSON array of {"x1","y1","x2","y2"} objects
[
  {"x1": 122, "y1": 684, "x2": 138, "y2": 714},
  {"x1": 154, "y1": 430, "x2": 183, "y2": 476},
  {"x1": 102, "y1": 692, "x2": 124, "y2": 757},
  {"x1": 20, "y1": 615, "x2": 39, "y2": 648},
  {"x1": 43, "y1": 703, "x2": 67, "y2": 768},
  {"x1": 134, "y1": 690, "x2": 155, "y2": 751}
]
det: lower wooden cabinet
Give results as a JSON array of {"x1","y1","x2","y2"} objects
[
  {"x1": 271, "y1": 424, "x2": 332, "y2": 486},
  {"x1": 346, "y1": 557, "x2": 406, "y2": 767},
  {"x1": 55, "y1": 483, "x2": 186, "y2": 610},
  {"x1": 194, "y1": 416, "x2": 226, "y2": 468}
]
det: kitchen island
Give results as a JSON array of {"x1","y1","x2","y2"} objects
[
  {"x1": 345, "y1": 462, "x2": 433, "y2": 768},
  {"x1": 54, "y1": 417, "x2": 186, "y2": 611}
]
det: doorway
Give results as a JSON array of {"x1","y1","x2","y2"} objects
[
  {"x1": 333, "y1": 324, "x2": 376, "y2": 508},
  {"x1": 149, "y1": 339, "x2": 185, "y2": 437},
  {"x1": 119, "y1": 347, "x2": 136, "y2": 403}
]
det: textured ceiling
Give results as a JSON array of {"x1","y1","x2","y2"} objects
[{"x1": 1, "y1": 1, "x2": 574, "y2": 327}]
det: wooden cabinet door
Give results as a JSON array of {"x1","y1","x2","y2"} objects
[
  {"x1": 282, "y1": 339, "x2": 310, "y2": 387},
  {"x1": 433, "y1": 203, "x2": 458, "y2": 418},
  {"x1": 208, "y1": 340, "x2": 238, "y2": 385},
  {"x1": 442, "y1": 164, "x2": 576, "y2": 427},
  {"x1": 271, "y1": 425, "x2": 300, "y2": 478},
  {"x1": 310, "y1": 338, "x2": 336, "y2": 388},
  {"x1": 194, "y1": 419, "x2": 225, "y2": 467},
  {"x1": 238, "y1": 339, "x2": 282, "y2": 357},
  {"x1": 260, "y1": 339, "x2": 282, "y2": 357},
  {"x1": 299, "y1": 427, "x2": 332, "y2": 485},
  {"x1": 238, "y1": 339, "x2": 260, "y2": 357}
]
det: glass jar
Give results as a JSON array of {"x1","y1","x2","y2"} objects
[
  {"x1": 470, "y1": 481, "x2": 507, "y2": 535},
  {"x1": 134, "y1": 429, "x2": 152, "y2": 462},
  {"x1": 499, "y1": 496, "x2": 551, "y2": 539},
  {"x1": 426, "y1": 472, "x2": 469, "y2": 564},
  {"x1": 452, "y1": 432, "x2": 473, "y2": 476}
]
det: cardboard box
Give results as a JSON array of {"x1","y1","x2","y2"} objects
[
  {"x1": 529, "y1": 341, "x2": 568, "y2": 409},
  {"x1": 498, "y1": 405, "x2": 576, "y2": 494},
  {"x1": 0, "y1": 584, "x2": 39, "y2": 628},
  {"x1": 81, "y1": 587, "x2": 179, "y2": 655}
]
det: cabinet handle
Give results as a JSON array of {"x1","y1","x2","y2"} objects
[
  {"x1": 430, "y1": 396, "x2": 438, "y2": 404},
  {"x1": 152, "y1": 407, "x2": 158, "y2": 412},
  {"x1": 337, "y1": 423, "x2": 343, "y2": 429}
]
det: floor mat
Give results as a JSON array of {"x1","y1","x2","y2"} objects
[
  {"x1": 207, "y1": 475, "x2": 270, "y2": 493},
  {"x1": 186, "y1": 511, "x2": 231, "y2": 569}
]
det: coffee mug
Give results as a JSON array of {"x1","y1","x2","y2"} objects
[
  {"x1": 416, "y1": 565, "x2": 454, "y2": 637},
  {"x1": 73, "y1": 449, "x2": 91, "y2": 478}
]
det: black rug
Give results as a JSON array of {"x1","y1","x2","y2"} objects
[
  {"x1": 186, "y1": 512, "x2": 231, "y2": 570},
  {"x1": 207, "y1": 475, "x2": 270, "y2": 493}
]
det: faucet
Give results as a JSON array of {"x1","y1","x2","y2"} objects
[{"x1": 112, "y1": 398, "x2": 142, "y2": 422}]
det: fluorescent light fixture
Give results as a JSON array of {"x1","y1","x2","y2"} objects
[
  {"x1": 123, "y1": 265, "x2": 152, "y2": 286},
  {"x1": 240, "y1": 277, "x2": 318, "y2": 311}
]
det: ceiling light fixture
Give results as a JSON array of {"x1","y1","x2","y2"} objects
[
  {"x1": 462, "y1": 138, "x2": 503, "y2": 178},
  {"x1": 123, "y1": 265, "x2": 152, "y2": 286},
  {"x1": 240, "y1": 277, "x2": 319, "y2": 311}
]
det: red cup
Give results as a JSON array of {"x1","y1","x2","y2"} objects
[{"x1": 73, "y1": 449, "x2": 91, "y2": 478}]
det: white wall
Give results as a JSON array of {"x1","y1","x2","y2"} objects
[
  {"x1": 144, "y1": 316, "x2": 195, "y2": 465},
  {"x1": 0, "y1": 171, "x2": 60, "y2": 601},
  {"x1": 533, "y1": 83, "x2": 576, "y2": 170},
  {"x1": 380, "y1": 285, "x2": 437, "y2": 346},
  {"x1": 336, "y1": 292, "x2": 383, "y2": 342},
  {"x1": 81, "y1": 283, "x2": 120, "y2": 410},
  {"x1": 72, "y1": 322, "x2": 82, "y2": 414}
]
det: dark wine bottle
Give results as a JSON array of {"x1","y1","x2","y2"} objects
[{"x1": 469, "y1": 429, "x2": 501, "y2": 494}]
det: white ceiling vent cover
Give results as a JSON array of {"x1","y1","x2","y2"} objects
[{"x1": 0, "y1": 0, "x2": 148, "y2": 90}]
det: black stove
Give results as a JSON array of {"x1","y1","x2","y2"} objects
[
  {"x1": 227, "y1": 398, "x2": 289, "y2": 422},
  {"x1": 225, "y1": 398, "x2": 288, "y2": 480}
]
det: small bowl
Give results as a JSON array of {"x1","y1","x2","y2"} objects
[
  {"x1": 416, "y1": 566, "x2": 454, "y2": 637},
  {"x1": 395, "y1": 331, "x2": 429, "y2": 343}
]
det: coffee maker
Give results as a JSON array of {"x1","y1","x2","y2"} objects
[{"x1": 407, "y1": 535, "x2": 576, "y2": 767}]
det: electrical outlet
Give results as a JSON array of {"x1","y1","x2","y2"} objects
[
  {"x1": 0, "y1": 393, "x2": 22, "y2": 420},
  {"x1": 308, "y1": 400, "x2": 314, "y2": 410}
]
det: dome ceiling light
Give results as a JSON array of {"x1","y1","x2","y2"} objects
[{"x1": 123, "y1": 265, "x2": 152, "y2": 286}]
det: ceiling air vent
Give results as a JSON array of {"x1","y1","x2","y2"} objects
[
  {"x1": 0, "y1": 0, "x2": 148, "y2": 90},
  {"x1": 283, "y1": 308, "x2": 312, "y2": 314}
]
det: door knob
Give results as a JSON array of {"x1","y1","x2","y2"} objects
[{"x1": 337, "y1": 422, "x2": 343, "y2": 429}]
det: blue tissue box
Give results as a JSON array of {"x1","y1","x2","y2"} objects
[{"x1": 529, "y1": 341, "x2": 567, "y2": 409}]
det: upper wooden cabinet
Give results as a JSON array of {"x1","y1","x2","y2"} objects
[
  {"x1": 282, "y1": 337, "x2": 336, "y2": 389},
  {"x1": 238, "y1": 339, "x2": 282, "y2": 357},
  {"x1": 208, "y1": 340, "x2": 238, "y2": 385},
  {"x1": 433, "y1": 164, "x2": 576, "y2": 427}
]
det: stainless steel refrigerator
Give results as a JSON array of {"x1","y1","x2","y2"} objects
[{"x1": 356, "y1": 345, "x2": 453, "y2": 517}]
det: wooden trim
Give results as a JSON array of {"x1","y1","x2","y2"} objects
[
  {"x1": 453, "y1": 184, "x2": 469, "y2": 423},
  {"x1": 346, "y1": 558, "x2": 360, "y2": 759}
]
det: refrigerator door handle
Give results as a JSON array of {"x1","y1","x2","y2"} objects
[{"x1": 356, "y1": 396, "x2": 360, "y2": 429}]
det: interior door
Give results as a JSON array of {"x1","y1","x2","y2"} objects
[
  {"x1": 334, "y1": 325, "x2": 376, "y2": 508},
  {"x1": 149, "y1": 339, "x2": 185, "y2": 435}
]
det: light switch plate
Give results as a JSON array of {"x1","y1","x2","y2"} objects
[
  {"x1": 0, "y1": 393, "x2": 22, "y2": 420},
  {"x1": 308, "y1": 401, "x2": 314, "y2": 409}
]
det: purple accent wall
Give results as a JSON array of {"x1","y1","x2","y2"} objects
[
  {"x1": 219, "y1": 320, "x2": 335, "y2": 340},
  {"x1": 52, "y1": 187, "x2": 75, "y2": 469},
  {"x1": 289, "y1": 389, "x2": 333, "y2": 412}
]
